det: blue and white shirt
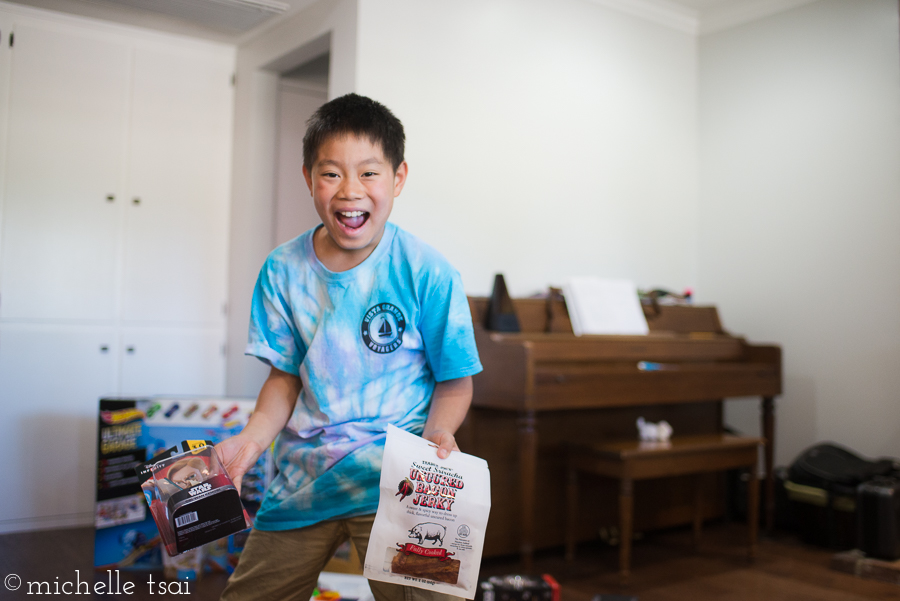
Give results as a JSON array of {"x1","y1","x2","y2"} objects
[{"x1": 246, "y1": 222, "x2": 482, "y2": 530}]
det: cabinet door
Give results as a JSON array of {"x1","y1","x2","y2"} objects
[
  {"x1": 0, "y1": 12, "x2": 13, "y2": 211},
  {"x1": 0, "y1": 324, "x2": 118, "y2": 530},
  {"x1": 121, "y1": 46, "x2": 233, "y2": 326},
  {"x1": 119, "y1": 326, "x2": 226, "y2": 397},
  {"x1": 0, "y1": 23, "x2": 129, "y2": 321}
]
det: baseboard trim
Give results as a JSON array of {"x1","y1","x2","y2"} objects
[{"x1": 0, "y1": 513, "x2": 94, "y2": 534}]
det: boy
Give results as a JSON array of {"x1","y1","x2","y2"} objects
[{"x1": 217, "y1": 94, "x2": 483, "y2": 601}]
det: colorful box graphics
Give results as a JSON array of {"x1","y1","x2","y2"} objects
[{"x1": 94, "y1": 397, "x2": 272, "y2": 575}]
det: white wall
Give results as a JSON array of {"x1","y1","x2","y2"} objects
[
  {"x1": 226, "y1": 0, "x2": 357, "y2": 397},
  {"x1": 698, "y1": 0, "x2": 900, "y2": 464},
  {"x1": 355, "y1": 0, "x2": 700, "y2": 298}
]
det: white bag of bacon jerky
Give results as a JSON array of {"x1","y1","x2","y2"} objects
[{"x1": 364, "y1": 425, "x2": 491, "y2": 599}]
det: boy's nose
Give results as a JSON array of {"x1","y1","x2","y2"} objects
[{"x1": 339, "y1": 177, "x2": 365, "y2": 199}]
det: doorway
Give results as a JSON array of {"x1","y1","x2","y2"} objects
[{"x1": 273, "y1": 53, "x2": 329, "y2": 246}]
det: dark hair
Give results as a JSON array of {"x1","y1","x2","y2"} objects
[{"x1": 303, "y1": 93, "x2": 406, "y2": 172}]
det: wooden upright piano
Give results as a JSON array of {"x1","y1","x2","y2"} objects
[{"x1": 459, "y1": 296, "x2": 781, "y2": 569}]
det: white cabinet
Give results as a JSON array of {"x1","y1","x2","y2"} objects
[
  {"x1": 0, "y1": 23, "x2": 129, "y2": 321},
  {"x1": 0, "y1": 323, "x2": 118, "y2": 530},
  {"x1": 120, "y1": 327, "x2": 226, "y2": 397},
  {"x1": 0, "y1": 8, "x2": 235, "y2": 531},
  {"x1": 1, "y1": 23, "x2": 233, "y2": 327},
  {"x1": 122, "y1": 46, "x2": 233, "y2": 325},
  {"x1": 0, "y1": 11, "x2": 14, "y2": 225}
]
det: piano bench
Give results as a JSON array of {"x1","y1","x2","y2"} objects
[{"x1": 565, "y1": 434, "x2": 763, "y2": 585}]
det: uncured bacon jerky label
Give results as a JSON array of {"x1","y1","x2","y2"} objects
[{"x1": 364, "y1": 425, "x2": 491, "y2": 599}]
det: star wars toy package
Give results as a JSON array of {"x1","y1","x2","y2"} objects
[
  {"x1": 364, "y1": 425, "x2": 491, "y2": 599},
  {"x1": 137, "y1": 440, "x2": 249, "y2": 556},
  {"x1": 94, "y1": 397, "x2": 272, "y2": 573}
]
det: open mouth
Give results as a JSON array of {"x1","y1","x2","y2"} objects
[{"x1": 336, "y1": 210, "x2": 369, "y2": 230}]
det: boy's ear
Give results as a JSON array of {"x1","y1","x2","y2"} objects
[
  {"x1": 302, "y1": 164, "x2": 314, "y2": 194},
  {"x1": 393, "y1": 161, "x2": 409, "y2": 197}
]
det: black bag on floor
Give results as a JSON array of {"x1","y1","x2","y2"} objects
[
  {"x1": 789, "y1": 443, "x2": 896, "y2": 493},
  {"x1": 858, "y1": 476, "x2": 900, "y2": 560}
]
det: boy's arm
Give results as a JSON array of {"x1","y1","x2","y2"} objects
[
  {"x1": 215, "y1": 366, "x2": 301, "y2": 492},
  {"x1": 422, "y1": 376, "x2": 473, "y2": 459}
]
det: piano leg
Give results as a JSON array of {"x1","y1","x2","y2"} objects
[
  {"x1": 692, "y1": 474, "x2": 703, "y2": 548},
  {"x1": 761, "y1": 396, "x2": 776, "y2": 530},
  {"x1": 565, "y1": 460, "x2": 577, "y2": 562},
  {"x1": 748, "y1": 464, "x2": 760, "y2": 560},
  {"x1": 619, "y1": 478, "x2": 633, "y2": 586},
  {"x1": 518, "y1": 409, "x2": 537, "y2": 571}
]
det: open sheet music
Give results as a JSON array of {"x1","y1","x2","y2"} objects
[{"x1": 562, "y1": 277, "x2": 649, "y2": 336}]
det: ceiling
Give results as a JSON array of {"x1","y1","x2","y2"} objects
[
  {"x1": 5, "y1": 0, "x2": 317, "y2": 42},
  {"x1": 669, "y1": 0, "x2": 749, "y2": 9},
  {"x1": 4, "y1": 0, "x2": 819, "y2": 44}
]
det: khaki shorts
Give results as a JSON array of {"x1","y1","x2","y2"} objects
[{"x1": 220, "y1": 515, "x2": 463, "y2": 601}]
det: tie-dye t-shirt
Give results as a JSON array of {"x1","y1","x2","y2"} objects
[{"x1": 245, "y1": 222, "x2": 483, "y2": 531}]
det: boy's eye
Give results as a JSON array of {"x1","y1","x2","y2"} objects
[
  {"x1": 362, "y1": 172, "x2": 377, "y2": 177},
  {"x1": 322, "y1": 172, "x2": 339, "y2": 178}
]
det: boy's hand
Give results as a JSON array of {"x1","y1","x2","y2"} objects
[
  {"x1": 423, "y1": 429, "x2": 459, "y2": 460},
  {"x1": 215, "y1": 434, "x2": 265, "y2": 495}
]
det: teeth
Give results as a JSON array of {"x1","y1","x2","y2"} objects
[{"x1": 340, "y1": 211, "x2": 365, "y2": 217}]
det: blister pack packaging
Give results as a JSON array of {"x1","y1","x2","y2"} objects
[
  {"x1": 364, "y1": 425, "x2": 491, "y2": 599},
  {"x1": 137, "y1": 440, "x2": 248, "y2": 556}
]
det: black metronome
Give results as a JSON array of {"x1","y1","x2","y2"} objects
[{"x1": 484, "y1": 274, "x2": 520, "y2": 332}]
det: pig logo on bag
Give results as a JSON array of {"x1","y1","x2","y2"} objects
[{"x1": 409, "y1": 522, "x2": 445, "y2": 546}]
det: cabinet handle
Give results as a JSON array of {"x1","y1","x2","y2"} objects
[
  {"x1": 106, "y1": 194, "x2": 115, "y2": 203},
  {"x1": 126, "y1": 346, "x2": 135, "y2": 354},
  {"x1": 132, "y1": 197, "x2": 141, "y2": 205},
  {"x1": 100, "y1": 345, "x2": 109, "y2": 353}
]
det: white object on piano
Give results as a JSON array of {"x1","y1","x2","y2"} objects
[
  {"x1": 562, "y1": 277, "x2": 649, "y2": 336},
  {"x1": 636, "y1": 417, "x2": 673, "y2": 442}
]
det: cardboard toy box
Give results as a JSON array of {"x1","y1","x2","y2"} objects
[{"x1": 94, "y1": 397, "x2": 273, "y2": 575}]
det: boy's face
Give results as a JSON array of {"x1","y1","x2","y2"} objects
[{"x1": 303, "y1": 134, "x2": 407, "y2": 265}]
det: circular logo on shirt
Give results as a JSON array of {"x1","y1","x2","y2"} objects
[{"x1": 361, "y1": 303, "x2": 406, "y2": 354}]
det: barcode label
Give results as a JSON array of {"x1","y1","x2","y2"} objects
[{"x1": 175, "y1": 512, "x2": 198, "y2": 528}]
